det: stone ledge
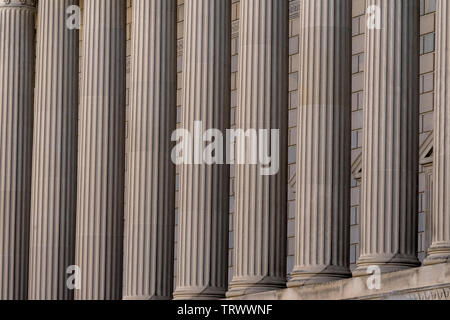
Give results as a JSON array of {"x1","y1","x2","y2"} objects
[
  {"x1": 228, "y1": 263, "x2": 450, "y2": 300},
  {"x1": 0, "y1": 0, "x2": 36, "y2": 8}
]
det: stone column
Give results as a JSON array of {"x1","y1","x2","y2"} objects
[
  {"x1": 28, "y1": 0, "x2": 79, "y2": 300},
  {"x1": 0, "y1": 0, "x2": 36, "y2": 300},
  {"x1": 75, "y1": 0, "x2": 126, "y2": 300},
  {"x1": 227, "y1": 0, "x2": 288, "y2": 297},
  {"x1": 288, "y1": 0, "x2": 352, "y2": 287},
  {"x1": 173, "y1": 0, "x2": 230, "y2": 300},
  {"x1": 123, "y1": 0, "x2": 176, "y2": 300},
  {"x1": 424, "y1": 0, "x2": 450, "y2": 266},
  {"x1": 354, "y1": 0, "x2": 421, "y2": 276}
]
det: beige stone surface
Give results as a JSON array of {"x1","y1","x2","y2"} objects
[
  {"x1": 28, "y1": 0, "x2": 79, "y2": 301},
  {"x1": 354, "y1": 0, "x2": 421, "y2": 276},
  {"x1": 289, "y1": 0, "x2": 352, "y2": 286},
  {"x1": 174, "y1": 0, "x2": 230, "y2": 300},
  {"x1": 0, "y1": 0, "x2": 36, "y2": 300},
  {"x1": 425, "y1": 0, "x2": 450, "y2": 266},
  {"x1": 123, "y1": 0, "x2": 177, "y2": 300},
  {"x1": 227, "y1": 0, "x2": 289, "y2": 298},
  {"x1": 0, "y1": 0, "x2": 449, "y2": 301},
  {"x1": 230, "y1": 263, "x2": 450, "y2": 300},
  {"x1": 75, "y1": 0, "x2": 126, "y2": 300}
]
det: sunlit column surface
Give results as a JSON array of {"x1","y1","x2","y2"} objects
[
  {"x1": 123, "y1": 0, "x2": 177, "y2": 300},
  {"x1": 227, "y1": 0, "x2": 289, "y2": 298},
  {"x1": 424, "y1": 0, "x2": 450, "y2": 266},
  {"x1": 0, "y1": 0, "x2": 36, "y2": 300},
  {"x1": 75, "y1": 0, "x2": 126, "y2": 300},
  {"x1": 173, "y1": 0, "x2": 231, "y2": 300},
  {"x1": 354, "y1": 0, "x2": 421, "y2": 276},
  {"x1": 288, "y1": 0, "x2": 352, "y2": 287},
  {"x1": 28, "y1": 0, "x2": 79, "y2": 300}
]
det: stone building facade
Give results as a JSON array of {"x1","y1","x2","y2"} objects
[{"x1": 0, "y1": 0, "x2": 449, "y2": 300}]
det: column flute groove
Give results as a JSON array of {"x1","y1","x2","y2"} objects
[
  {"x1": 0, "y1": 0, "x2": 36, "y2": 300},
  {"x1": 424, "y1": 0, "x2": 450, "y2": 266},
  {"x1": 354, "y1": 0, "x2": 421, "y2": 276},
  {"x1": 227, "y1": 0, "x2": 288, "y2": 298},
  {"x1": 123, "y1": 0, "x2": 177, "y2": 300},
  {"x1": 28, "y1": 0, "x2": 79, "y2": 300},
  {"x1": 75, "y1": 0, "x2": 126, "y2": 300},
  {"x1": 173, "y1": 0, "x2": 230, "y2": 300},
  {"x1": 288, "y1": 0, "x2": 352, "y2": 287}
]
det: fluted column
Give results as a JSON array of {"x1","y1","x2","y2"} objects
[
  {"x1": 288, "y1": 0, "x2": 352, "y2": 287},
  {"x1": 425, "y1": 0, "x2": 450, "y2": 266},
  {"x1": 354, "y1": 0, "x2": 420, "y2": 276},
  {"x1": 173, "y1": 0, "x2": 230, "y2": 300},
  {"x1": 123, "y1": 0, "x2": 176, "y2": 300},
  {"x1": 75, "y1": 0, "x2": 126, "y2": 300},
  {"x1": 28, "y1": 0, "x2": 79, "y2": 300},
  {"x1": 227, "y1": 0, "x2": 288, "y2": 297},
  {"x1": 0, "y1": 0, "x2": 36, "y2": 300}
]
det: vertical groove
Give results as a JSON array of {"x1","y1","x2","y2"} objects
[
  {"x1": 227, "y1": 0, "x2": 288, "y2": 298},
  {"x1": 123, "y1": 0, "x2": 176, "y2": 300},
  {"x1": 173, "y1": 0, "x2": 230, "y2": 300},
  {"x1": 75, "y1": 0, "x2": 126, "y2": 300},
  {"x1": 355, "y1": 0, "x2": 420, "y2": 275},
  {"x1": 424, "y1": 0, "x2": 450, "y2": 265},
  {"x1": 0, "y1": 0, "x2": 36, "y2": 300},
  {"x1": 28, "y1": 0, "x2": 79, "y2": 300},
  {"x1": 289, "y1": 0, "x2": 352, "y2": 287}
]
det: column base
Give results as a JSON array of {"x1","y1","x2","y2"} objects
[
  {"x1": 226, "y1": 276, "x2": 286, "y2": 298},
  {"x1": 287, "y1": 265, "x2": 351, "y2": 287},
  {"x1": 123, "y1": 295, "x2": 172, "y2": 301},
  {"x1": 424, "y1": 244, "x2": 450, "y2": 266},
  {"x1": 353, "y1": 254, "x2": 420, "y2": 277},
  {"x1": 173, "y1": 286, "x2": 226, "y2": 300}
]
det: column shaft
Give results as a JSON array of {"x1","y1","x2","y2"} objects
[
  {"x1": 75, "y1": 0, "x2": 126, "y2": 300},
  {"x1": 354, "y1": 0, "x2": 420, "y2": 276},
  {"x1": 28, "y1": 0, "x2": 79, "y2": 300},
  {"x1": 0, "y1": 0, "x2": 36, "y2": 300},
  {"x1": 425, "y1": 0, "x2": 450, "y2": 265},
  {"x1": 227, "y1": 0, "x2": 288, "y2": 297},
  {"x1": 174, "y1": 0, "x2": 230, "y2": 300},
  {"x1": 123, "y1": 0, "x2": 176, "y2": 300},
  {"x1": 288, "y1": 0, "x2": 352, "y2": 287}
]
